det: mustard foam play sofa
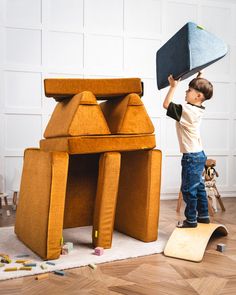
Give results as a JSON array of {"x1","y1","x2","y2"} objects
[{"x1": 15, "y1": 78, "x2": 162, "y2": 260}]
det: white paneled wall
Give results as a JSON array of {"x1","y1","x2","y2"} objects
[{"x1": 0, "y1": 0, "x2": 236, "y2": 199}]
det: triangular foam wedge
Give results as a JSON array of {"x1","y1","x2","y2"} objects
[
  {"x1": 44, "y1": 91, "x2": 111, "y2": 138},
  {"x1": 100, "y1": 93, "x2": 154, "y2": 134}
]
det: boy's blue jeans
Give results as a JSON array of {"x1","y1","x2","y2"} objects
[{"x1": 181, "y1": 151, "x2": 209, "y2": 224}]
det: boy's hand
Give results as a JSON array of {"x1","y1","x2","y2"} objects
[{"x1": 168, "y1": 74, "x2": 180, "y2": 88}]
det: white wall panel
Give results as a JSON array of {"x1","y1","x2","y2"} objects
[
  {"x1": 6, "y1": 28, "x2": 41, "y2": 65},
  {"x1": 124, "y1": 38, "x2": 160, "y2": 78},
  {"x1": 208, "y1": 82, "x2": 231, "y2": 114},
  {"x1": 233, "y1": 119, "x2": 236, "y2": 152},
  {"x1": 201, "y1": 119, "x2": 229, "y2": 152},
  {"x1": 124, "y1": 0, "x2": 162, "y2": 38},
  {"x1": 6, "y1": 0, "x2": 41, "y2": 27},
  {"x1": 48, "y1": 0, "x2": 83, "y2": 31},
  {"x1": 5, "y1": 157, "x2": 23, "y2": 192},
  {"x1": 142, "y1": 78, "x2": 162, "y2": 117},
  {"x1": 5, "y1": 114, "x2": 41, "y2": 151},
  {"x1": 165, "y1": 118, "x2": 179, "y2": 153},
  {"x1": 233, "y1": 156, "x2": 236, "y2": 186},
  {"x1": 4, "y1": 71, "x2": 42, "y2": 108},
  {"x1": 162, "y1": 156, "x2": 181, "y2": 190},
  {"x1": 201, "y1": 5, "x2": 232, "y2": 44},
  {"x1": 85, "y1": 0, "x2": 123, "y2": 35},
  {"x1": 165, "y1": 1, "x2": 198, "y2": 37},
  {"x1": 47, "y1": 31, "x2": 83, "y2": 71},
  {"x1": 84, "y1": 35, "x2": 123, "y2": 76}
]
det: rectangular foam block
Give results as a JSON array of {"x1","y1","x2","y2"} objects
[
  {"x1": 92, "y1": 152, "x2": 121, "y2": 249},
  {"x1": 44, "y1": 78, "x2": 143, "y2": 100},
  {"x1": 14, "y1": 149, "x2": 69, "y2": 260},
  {"x1": 115, "y1": 149, "x2": 162, "y2": 242},
  {"x1": 156, "y1": 22, "x2": 228, "y2": 89},
  {"x1": 40, "y1": 134, "x2": 156, "y2": 154}
]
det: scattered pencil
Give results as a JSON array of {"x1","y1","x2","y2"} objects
[
  {"x1": 4, "y1": 267, "x2": 18, "y2": 272},
  {"x1": 15, "y1": 254, "x2": 30, "y2": 258},
  {"x1": 46, "y1": 261, "x2": 56, "y2": 266},
  {"x1": 54, "y1": 270, "x2": 65, "y2": 276},
  {"x1": 88, "y1": 263, "x2": 97, "y2": 270},
  {"x1": 19, "y1": 266, "x2": 32, "y2": 271},
  {"x1": 40, "y1": 264, "x2": 48, "y2": 270},
  {"x1": 23, "y1": 263, "x2": 37, "y2": 267}
]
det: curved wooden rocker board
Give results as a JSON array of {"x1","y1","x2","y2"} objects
[{"x1": 164, "y1": 223, "x2": 228, "y2": 262}]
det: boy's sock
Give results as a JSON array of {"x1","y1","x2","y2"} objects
[
  {"x1": 177, "y1": 220, "x2": 197, "y2": 228},
  {"x1": 197, "y1": 217, "x2": 210, "y2": 224}
]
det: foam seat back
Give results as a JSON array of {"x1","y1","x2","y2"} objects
[
  {"x1": 15, "y1": 148, "x2": 69, "y2": 260},
  {"x1": 44, "y1": 91, "x2": 111, "y2": 138},
  {"x1": 99, "y1": 93, "x2": 154, "y2": 134},
  {"x1": 156, "y1": 22, "x2": 228, "y2": 89}
]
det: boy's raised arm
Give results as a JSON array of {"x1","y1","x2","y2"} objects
[{"x1": 163, "y1": 75, "x2": 180, "y2": 109}]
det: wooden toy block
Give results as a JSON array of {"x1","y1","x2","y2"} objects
[
  {"x1": 88, "y1": 263, "x2": 97, "y2": 270},
  {"x1": 35, "y1": 273, "x2": 49, "y2": 280},
  {"x1": 94, "y1": 247, "x2": 104, "y2": 256},
  {"x1": 217, "y1": 243, "x2": 226, "y2": 252}
]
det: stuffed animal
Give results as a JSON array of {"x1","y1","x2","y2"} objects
[{"x1": 203, "y1": 159, "x2": 225, "y2": 213}]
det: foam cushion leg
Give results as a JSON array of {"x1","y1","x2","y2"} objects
[
  {"x1": 14, "y1": 148, "x2": 68, "y2": 260},
  {"x1": 93, "y1": 152, "x2": 121, "y2": 248},
  {"x1": 156, "y1": 22, "x2": 227, "y2": 89},
  {"x1": 115, "y1": 149, "x2": 162, "y2": 242}
]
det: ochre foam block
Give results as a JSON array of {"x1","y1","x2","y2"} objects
[
  {"x1": 44, "y1": 91, "x2": 111, "y2": 138},
  {"x1": 100, "y1": 93, "x2": 154, "y2": 134},
  {"x1": 115, "y1": 149, "x2": 162, "y2": 242},
  {"x1": 15, "y1": 148, "x2": 68, "y2": 260},
  {"x1": 93, "y1": 152, "x2": 121, "y2": 248},
  {"x1": 40, "y1": 134, "x2": 156, "y2": 154},
  {"x1": 44, "y1": 78, "x2": 143, "y2": 100}
]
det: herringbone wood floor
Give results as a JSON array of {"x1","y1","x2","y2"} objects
[{"x1": 0, "y1": 198, "x2": 235, "y2": 295}]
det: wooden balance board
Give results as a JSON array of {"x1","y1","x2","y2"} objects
[{"x1": 164, "y1": 223, "x2": 228, "y2": 262}]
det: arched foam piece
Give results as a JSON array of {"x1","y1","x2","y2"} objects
[{"x1": 164, "y1": 223, "x2": 228, "y2": 262}]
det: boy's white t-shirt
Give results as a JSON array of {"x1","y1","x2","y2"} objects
[{"x1": 167, "y1": 102, "x2": 205, "y2": 153}]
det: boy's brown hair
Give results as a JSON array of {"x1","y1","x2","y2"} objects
[{"x1": 189, "y1": 78, "x2": 213, "y2": 100}]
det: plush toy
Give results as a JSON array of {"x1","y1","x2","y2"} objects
[{"x1": 203, "y1": 159, "x2": 225, "y2": 213}]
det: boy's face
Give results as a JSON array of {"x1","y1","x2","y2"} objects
[{"x1": 185, "y1": 87, "x2": 204, "y2": 104}]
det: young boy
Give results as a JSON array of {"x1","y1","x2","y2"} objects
[{"x1": 163, "y1": 72, "x2": 213, "y2": 228}]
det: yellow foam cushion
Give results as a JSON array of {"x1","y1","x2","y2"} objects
[
  {"x1": 40, "y1": 134, "x2": 156, "y2": 154},
  {"x1": 115, "y1": 149, "x2": 162, "y2": 242},
  {"x1": 44, "y1": 78, "x2": 142, "y2": 100},
  {"x1": 100, "y1": 93, "x2": 154, "y2": 134},
  {"x1": 92, "y1": 152, "x2": 121, "y2": 248},
  {"x1": 14, "y1": 148, "x2": 68, "y2": 260},
  {"x1": 44, "y1": 91, "x2": 111, "y2": 138}
]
